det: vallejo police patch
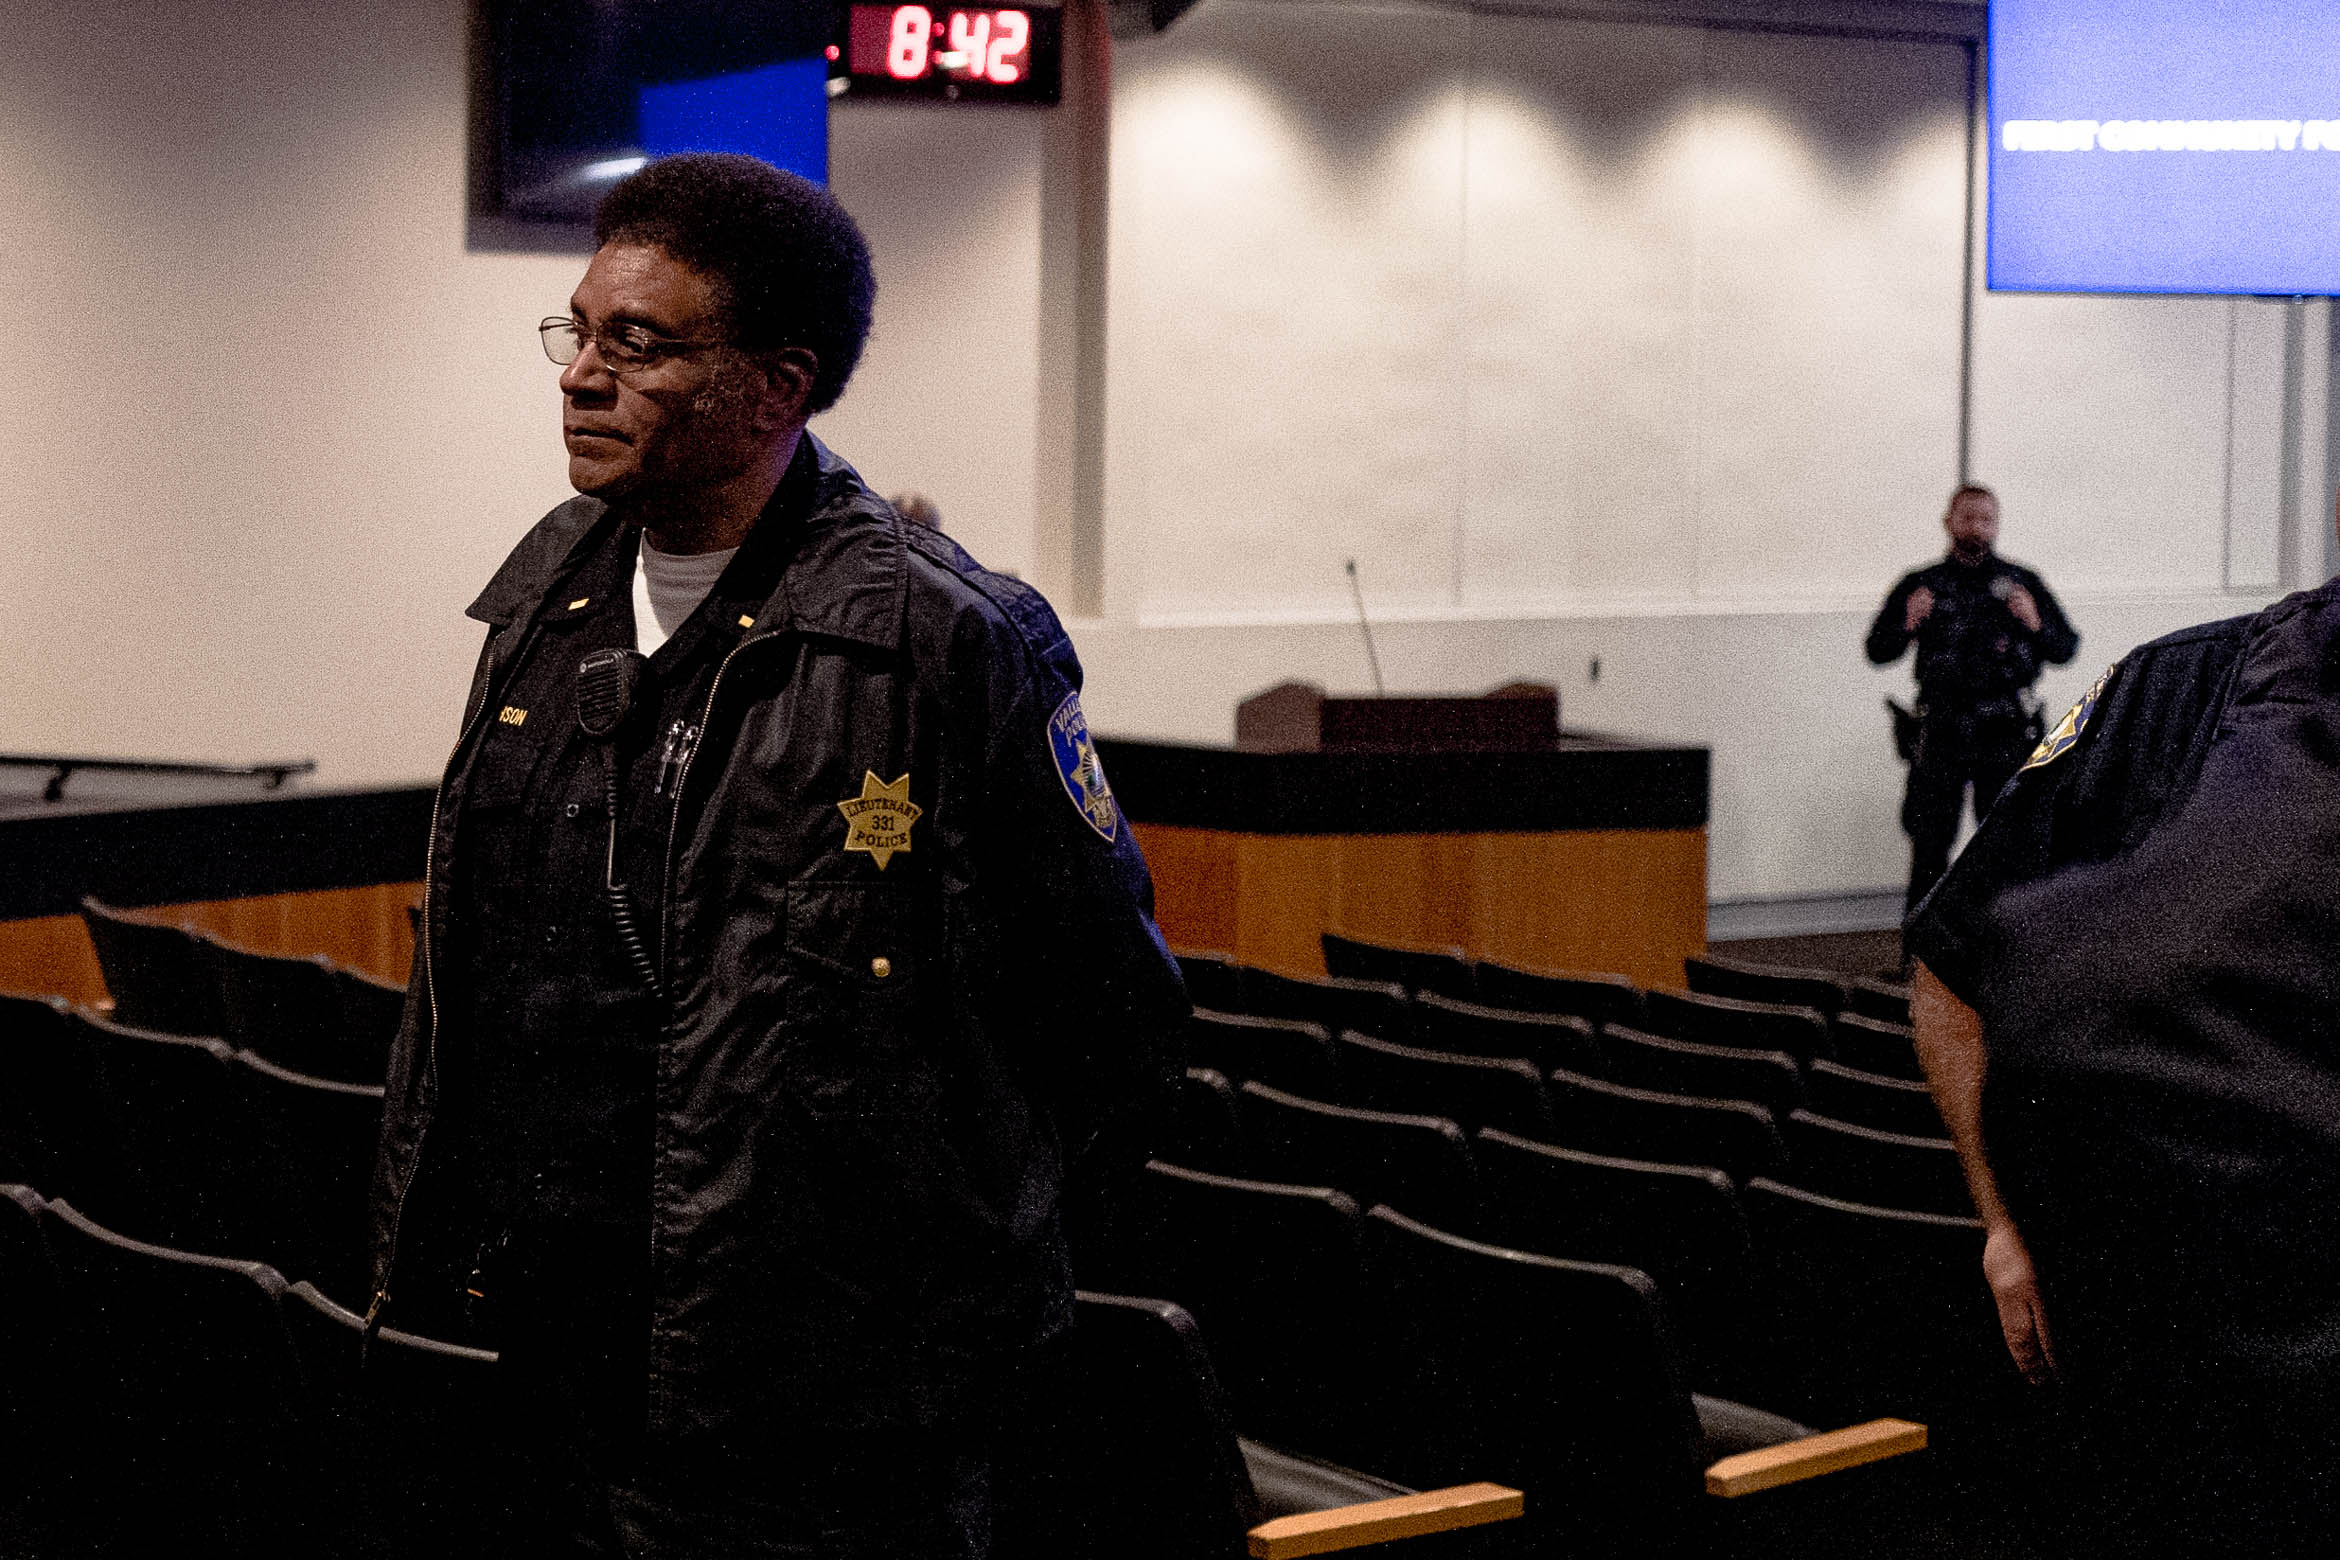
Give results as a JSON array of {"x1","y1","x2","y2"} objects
[
  {"x1": 2022, "y1": 663, "x2": 2114, "y2": 774},
  {"x1": 1048, "y1": 692, "x2": 1118, "y2": 842}
]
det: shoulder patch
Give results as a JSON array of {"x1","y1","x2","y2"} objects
[
  {"x1": 2022, "y1": 664, "x2": 2115, "y2": 773},
  {"x1": 1048, "y1": 692, "x2": 1118, "y2": 842}
]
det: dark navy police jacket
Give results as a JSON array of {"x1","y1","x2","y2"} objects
[
  {"x1": 368, "y1": 437, "x2": 1188, "y2": 1443},
  {"x1": 1909, "y1": 578, "x2": 2340, "y2": 1394},
  {"x1": 1866, "y1": 553, "x2": 2079, "y2": 711}
]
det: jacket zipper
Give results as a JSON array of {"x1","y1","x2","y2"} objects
[
  {"x1": 657, "y1": 634, "x2": 767, "y2": 981},
  {"x1": 369, "y1": 629, "x2": 531, "y2": 1333}
]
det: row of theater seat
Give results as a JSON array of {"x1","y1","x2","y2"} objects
[
  {"x1": 80, "y1": 896, "x2": 403, "y2": 1086},
  {"x1": 0, "y1": 1181, "x2": 1922, "y2": 1559},
  {"x1": 0, "y1": 991, "x2": 381, "y2": 1300}
]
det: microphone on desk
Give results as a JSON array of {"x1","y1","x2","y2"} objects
[{"x1": 1345, "y1": 558, "x2": 1387, "y2": 697}]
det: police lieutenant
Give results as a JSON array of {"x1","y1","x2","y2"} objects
[
  {"x1": 1865, "y1": 484, "x2": 2078, "y2": 916},
  {"x1": 366, "y1": 154, "x2": 1186, "y2": 1555}
]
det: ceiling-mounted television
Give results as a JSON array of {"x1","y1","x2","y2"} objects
[
  {"x1": 1988, "y1": 0, "x2": 2340, "y2": 295},
  {"x1": 473, "y1": 0, "x2": 836, "y2": 249}
]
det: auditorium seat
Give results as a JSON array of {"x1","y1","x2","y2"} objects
[
  {"x1": 1743, "y1": 1180, "x2": 2000, "y2": 1429},
  {"x1": 1321, "y1": 931, "x2": 1476, "y2": 1001},
  {"x1": 1172, "y1": 948, "x2": 1246, "y2": 1014},
  {"x1": 227, "y1": 1049, "x2": 386, "y2": 1296},
  {"x1": 1187, "y1": 1009, "x2": 1341, "y2": 1100},
  {"x1": 1336, "y1": 1031, "x2": 1553, "y2": 1137},
  {"x1": 1841, "y1": 976, "x2": 1913, "y2": 1029},
  {"x1": 998, "y1": 1291, "x2": 1521, "y2": 1559},
  {"x1": 1804, "y1": 1059, "x2": 1944, "y2": 1139},
  {"x1": 40, "y1": 1199, "x2": 308, "y2": 1550},
  {"x1": 1364, "y1": 1206, "x2": 1926, "y2": 1559},
  {"x1": 1412, "y1": 991, "x2": 1601, "y2": 1073},
  {"x1": 79, "y1": 896, "x2": 227, "y2": 1035},
  {"x1": 280, "y1": 1280, "x2": 505, "y2": 1556},
  {"x1": 1472, "y1": 960, "x2": 1645, "y2": 1029},
  {"x1": 1831, "y1": 1013, "x2": 1925, "y2": 1081},
  {"x1": 0, "y1": 993, "x2": 128, "y2": 1221},
  {"x1": 1239, "y1": 1081, "x2": 1481, "y2": 1233},
  {"x1": 74, "y1": 1010, "x2": 244, "y2": 1252},
  {"x1": 1782, "y1": 1110, "x2": 1971, "y2": 1218},
  {"x1": 1165, "y1": 1068, "x2": 1244, "y2": 1176},
  {"x1": 1546, "y1": 1066, "x2": 1786, "y2": 1184},
  {"x1": 1644, "y1": 988, "x2": 1831, "y2": 1062},
  {"x1": 0, "y1": 1186, "x2": 69, "y2": 1546},
  {"x1": 1473, "y1": 1129, "x2": 1759, "y2": 1397},
  {"x1": 1121, "y1": 1161, "x2": 1384, "y2": 1473},
  {"x1": 1239, "y1": 969, "x2": 1415, "y2": 1044},
  {"x1": 1686, "y1": 954, "x2": 1847, "y2": 1019},
  {"x1": 334, "y1": 965, "x2": 405, "y2": 1067},
  {"x1": 1600, "y1": 1024, "x2": 1806, "y2": 1123},
  {"x1": 210, "y1": 938, "x2": 349, "y2": 1077}
]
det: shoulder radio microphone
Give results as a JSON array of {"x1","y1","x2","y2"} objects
[{"x1": 576, "y1": 649, "x2": 663, "y2": 998}]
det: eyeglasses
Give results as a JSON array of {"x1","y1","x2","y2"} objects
[{"x1": 538, "y1": 316, "x2": 727, "y2": 374}]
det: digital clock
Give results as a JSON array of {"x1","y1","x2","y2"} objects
[{"x1": 838, "y1": 3, "x2": 1061, "y2": 104}]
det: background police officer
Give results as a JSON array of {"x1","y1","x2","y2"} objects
[{"x1": 1866, "y1": 483, "x2": 2078, "y2": 916}]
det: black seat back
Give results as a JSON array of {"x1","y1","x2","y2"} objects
[
  {"x1": 1832, "y1": 1012, "x2": 1923, "y2": 1080},
  {"x1": 996, "y1": 1292, "x2": 1258, "y2": 1560},
  {"x1": 1473, "y1": 960, "x2": 1645, "y2": 1029},
  {"x1": 1546, "y1": 1066, "x2": 1785, "y2": 1184},
  {"x1": 1601, "y1": 1024, "x2": 1805, "y2": 1122},
  {"x1": 1644, "y1": 988, "x2": 1830, "y2": 1062},
  {"x1": 1164, "y1": 1068, "x2": 1243, "y2": 1176},
  {"x1": 1186, "y1": 1009, "x2": 1339, "y2": 1099},
  {"x1": 1413, "y1": 992, "x2": 1599, "y2": 1074},
  {"x1": 333, "y1": 965, "x2": 408, "y2": 1078},
  {"x1": 1238, "y1": 969, "x2": 1414, "y2": 1044},
  {"x1": 211, "y1": 940, "x2": 346, "y2": 1077},
  {"x1": 0, "y1": 1185, "x2": 67, "y2": 1437},
  {"x1": 1171, "y1": 948, "x2": 1246, "y2": 1015},
  {"x1": 1337, "y1": 1031, "x2": 1552, "y2": 1137},
  {"x1": 74, "y1": 1010, "x2": 243, "y2": 1251},
  {"x1": 1685, "y1": 954, "x2": 1846, "y2": 1018},
  {"x1": 1744, "y1": 1179, "x2": 2002, "y2": 1427},
  {"x1": 1806, "y1": 1059, "x2": 1944, "y2": 1138},
  {"x1": 226, "y1": 1050, "x2": 386, "y2": 1296},
  {"x1": 0, "y1": 994, "x2": 127, "y2": 1219},
  {"x1": 1322, "y1": 931, "x2": 1475, "y2": 1001},
  {"x1": 78, "y1": 897, "x2": 225, "y2": 1035},
  {"x1": 1474, "y1": 1129, "x2": 1758, "y2": 1397},
  {"x1": 1239, "y1": 1081, "x2": 1480, "y2": 1234},
  {"x1": 1364, "y1": 1206, "x2": 1704, "y2": 1553},
  {"x1": 1782, "y1": 1109, "x2": 1971, "y2": 1216},
  {"x1": 1842, "y1": 975, "x2": 1913, "y2": 1028},
  {"x1": 1123, "y1": 1161, "x2": 1378, "y2": 1470}
]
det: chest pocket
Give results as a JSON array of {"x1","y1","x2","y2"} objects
[
  {"x1": 782, "y1": 882, "x2": 935, "y2": 1078},
  {"x1": 467, "y1": 719, "x2": 547, "y2": 810}
]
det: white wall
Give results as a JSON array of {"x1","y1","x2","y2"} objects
[
  {"x1": 0, "y1": 0, "x2": 2304, "y2": 908},
  {"x1": 1075, "y1": 0, "x2": 2299, "y2": 904}
]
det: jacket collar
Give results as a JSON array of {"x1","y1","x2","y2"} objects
[{"x1": 465, "y1": 434, "x2": 904, "y2": 652}]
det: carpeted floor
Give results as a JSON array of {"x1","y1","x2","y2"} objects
[{"x1": 1709, "y1": 928, "x2": 1903, "y2": 982}]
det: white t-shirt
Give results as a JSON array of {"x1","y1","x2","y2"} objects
[{"x1": 633, "y1": 536, "x2": 737, "y2": 657}]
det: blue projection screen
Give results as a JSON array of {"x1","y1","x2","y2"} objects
[{"x1": 1989, "y1": 0, "x2": 2340, "y2": 294}]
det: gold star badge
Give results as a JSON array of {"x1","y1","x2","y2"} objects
[{"x1": 837, "y1": 771, "x2": 922, "y2": 870}]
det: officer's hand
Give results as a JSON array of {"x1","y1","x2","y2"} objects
[
  {"x1": 1983, "y1": 1220, "x2": 2058, "y2": 1384},
  {"x1": 2004, "y1": 585, "x2": 2041, "y2": 633},
  {"x1": 1905, "y1": 586, "x2": 1935, "y2": 632}
]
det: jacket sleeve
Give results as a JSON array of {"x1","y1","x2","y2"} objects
[
  {"x1": 971, "y1": 635, "x2": 1189, "y2": 1180},
  {"x1": 1905, "y1": 623, "x2": 2243, "y2": 1007},
  {"x1": 1866, "y1": 574, "x2": 1920, "y2": 665},
  {"x1": 2022, "y1": 570, "x2": 2081, "y2": 666}
]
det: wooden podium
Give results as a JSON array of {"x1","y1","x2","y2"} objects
[{"x1": 1103, "y1": 685, "x2": 1709, "y2": 991}]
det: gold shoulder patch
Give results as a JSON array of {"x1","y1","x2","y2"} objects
[{"x1": 2021, "y1": 664, "x2": 2114, "y2": 773}]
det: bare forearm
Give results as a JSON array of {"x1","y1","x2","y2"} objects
[{"x1": 1910, "y1": 959, "x2": 2013, "y2": 1230}]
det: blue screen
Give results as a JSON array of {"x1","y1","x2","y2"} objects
[
  {"x1": 1989, "y1": 0, "x2": 2340, "y2": 294},
  {"x1": 637, "y1": 58, "x2": 830, "y2": 186}
]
